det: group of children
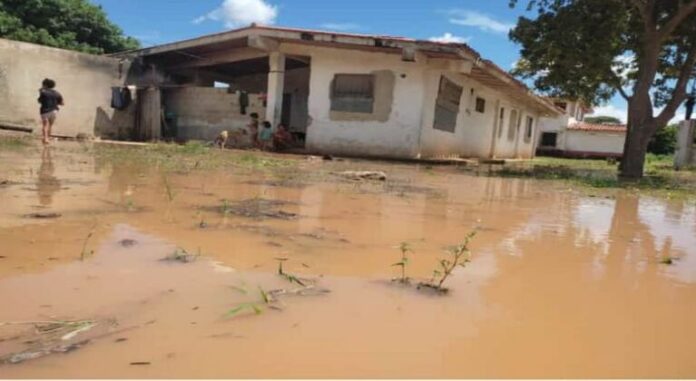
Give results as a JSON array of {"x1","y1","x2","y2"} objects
[{"x1": 215, "y1": 112, "x2": 293, "y2": 151}]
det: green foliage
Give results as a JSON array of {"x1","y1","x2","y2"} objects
[
  {"x1": 391, "y1": 242, "x2": 413, "y2": 284},
  {"x1": 647, "y1": 125, "x2": 678, "y2": 155},
  {"x1": 584, "y1": 116, "x2": 623, "y2": 124},
  {"x1": 510, "y1": 0, "x2": 696, "y2": 178},
  {"x1": 423, "y1": 231, "x2": 477, "y2": 292},
  {"x1": 510, "y1": 0, "x2": 631, "y2": 104},
  {"x1": 0, "y1": 0, "x2": 139, "y2": 53}
]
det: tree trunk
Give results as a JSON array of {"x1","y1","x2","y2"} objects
[
  {"x1": 619, "y1": 129, "x2": 649, "y2": 179},
  {"x1": 619, "y1": 104, "x2": 654, "y2": 180}
]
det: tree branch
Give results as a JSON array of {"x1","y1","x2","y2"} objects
[
  {"x1": 658, "y1": 0, "x2": 696, "y2": 42},
  {"x1": 615, "y1": 82, "x2": 631, "y2": 101},
  {"x1": 655, "y1": 46, "x2": 696, "y2": 128}
]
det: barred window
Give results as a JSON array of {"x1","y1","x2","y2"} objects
[{"x1": 331, "y1": 74, "x2": 374, "y2": 113}]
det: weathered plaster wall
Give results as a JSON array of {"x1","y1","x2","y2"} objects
[
  {"x1": 418, "y1": 70, "x2": 542, "y2": 159},
  {"x1": 162, "y1": 86, "x2": 265, "y2": 144},
  {"x1": 0, "y1": 38, "x2": 133, "y2": 138},
  {"x1": 564, "y1": 130, "x2": 626, "y2": 155},
  {"x1": 281, "y1": 43, "x2": 423, "y2": 158},
  {"x1": 674, "y1": 120, "x2": 696, "y2": 169}
]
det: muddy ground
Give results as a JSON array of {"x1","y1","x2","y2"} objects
[{"x1": 1, "y1": 138, "x2": 696, "y2": 378}]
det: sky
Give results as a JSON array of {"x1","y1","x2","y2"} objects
[{"x1": 91, "y1": 0, "x2": 688, "y2": 124}]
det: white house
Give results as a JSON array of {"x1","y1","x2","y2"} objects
[
  {"x1": 537, "y1": 99, "x2": 627, "y2": 158},
  {"x1": 115, "y1": 25, "x2": 562, "y2": 159}
]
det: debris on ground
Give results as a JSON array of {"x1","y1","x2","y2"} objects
[
  {"x1": 23, "y1": 212, "x2": 62, "y2": 219},
  {"x1": 334, "y1": 171, "x2": 387, "y2": 181},
  {"x1": 0, "y1": 318, "x2": 118, "y2": 365},
  {"x1": 161, "y1": 247, "x2": 199, "y2": 263},
  {"x1": 216, "y1": 198, "x2": 297, "y2": 220},
  {"x1": 118, "y1": 239, "x2": 137, "y2": 248}
]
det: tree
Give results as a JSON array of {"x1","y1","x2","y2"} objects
[
  {"x1": 584, "y1": 115, "x2": 623, "y2": 124},
  {"x1": 0, "y1": 0, "x2": 139, "y2": 54},
  {"x1": 647, "y1": 124, "x2": 678, "y2": 155},
  {"x1": 510, "y1": 0, "x2": 696, "y2": 179}
]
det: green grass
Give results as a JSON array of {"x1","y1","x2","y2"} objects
[
  {"x1": 484, "y1": 155, "x2": 696, "y2": 199},
  {"x1": 93, "y1": 141, "x2": 298, "y2": 173}
]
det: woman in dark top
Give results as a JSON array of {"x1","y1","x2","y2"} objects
[{"x1": 37, "y1": 78, "x2": 64, "y2": 145}]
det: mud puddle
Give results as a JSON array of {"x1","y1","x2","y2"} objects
[{"x1": 1, "y1": 142, "x2": 696, "y2": 377}]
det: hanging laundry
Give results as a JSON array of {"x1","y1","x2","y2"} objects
[{"x1": 111, "y1": 87, "x2": 132, "y2": 110}]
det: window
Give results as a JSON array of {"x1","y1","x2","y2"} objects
[
  {"x1": 497, "y1": 107, "x2": 505, "y2": 138},
  {"x1": 331, "y1": 74, "x2": 374, "y2": 113},
  {"x1": 507, "y1": 109, "x2": 518, "y2": 141},
  {"x1": 554, "y1": 101, "x2": 567, "y2": 111},
  {"x1": 475, "y1": 97, "x2": 486, "y2": 113},
  {"x1": 524, "y1": 116, "x2": 534, "y2": 142},
  {"x1": 433, "y1": 76, "x2": 463, "y2": 133},
  {"x1": 541, "y1": 132, "x2": 557, "y2": 147}
]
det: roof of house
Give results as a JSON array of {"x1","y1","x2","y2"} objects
[
  {"x1": 115, "y1": 24, "x2": 561, "y2": 117},
  {"x1": 568, "y1": 122, "x2": 627, "y2": 133}
]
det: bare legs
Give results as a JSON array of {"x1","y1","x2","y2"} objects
[{"x1": 41, "y1": 114, "x2": 55, "y2": 145}]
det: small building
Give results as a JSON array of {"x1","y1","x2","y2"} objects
[
  {"x1": 0, "y1": 25, "x2": 562, "y2": 160},
  {"x1": 537, "y1": 99, "x2": 626, "y2": 158},
  {"x1": 114, "y1": 24, "x2": 561, "y2": 159}
]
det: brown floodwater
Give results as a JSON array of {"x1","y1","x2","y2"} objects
[{"x1": 1, "y1": 142, "x2": 695, "y2": 378}]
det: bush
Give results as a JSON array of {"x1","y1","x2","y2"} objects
[{"x1": 647, "y1": 125, "x2": 677, "y2": 155}]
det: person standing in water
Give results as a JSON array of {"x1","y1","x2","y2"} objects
[{"x1": 37, "y1": 78, "x2": 64, "y2": 145}]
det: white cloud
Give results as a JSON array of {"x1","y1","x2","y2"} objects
[
  {"x1": 429, "y1": 32, "x2": 470, "y2": 44},
  {"x1": 194, "y1": 0, "x2": 278, "y2": 28},
  {"x1": 320, "y1": 23, "x2": 362, "y2": 32},
  {"x1": 448, "y1": 10, "x2": 514, "y2": 34}
]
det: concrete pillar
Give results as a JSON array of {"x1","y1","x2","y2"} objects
[
  {"x1": 674, "y1": 120, "x2": 696, "y2": 169},
  {"x1": 265, "y1": 52, "x2": 285, "y2": 128}
]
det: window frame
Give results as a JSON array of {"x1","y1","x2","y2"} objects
[
  {"x1": 432, "y1": 76, "x2": 463, "y2": 133},
  {"x1": 475, "y1": 97, "x2": 486, "y2": 113},
  {"x1": 330, "y1": 73, "x2": 375, "y2": 114}
]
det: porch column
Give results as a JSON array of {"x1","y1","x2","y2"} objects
[{"x1": 266, "y1": 52, "x2": 286, "y2": 128}]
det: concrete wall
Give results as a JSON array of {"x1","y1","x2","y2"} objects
[
  {"x1": 281, "y1": 43, "x2": 424, "y2": 158},
  {"x1": 0, "y1": 38, "x2": 134, "y2": 138},
  {"x1": 162, "y1": 86, "x2": 265, "y2": 144},
  {"x1": 674, "y1": 120, "x2": 696, "y2": 169},
  {"x1": 564, "y1": 130, "x2": 626, "y2": 155}
]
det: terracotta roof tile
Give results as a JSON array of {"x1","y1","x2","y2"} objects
[{"x1": 568, "y1": 122, "x2": 627, "y2": 133}]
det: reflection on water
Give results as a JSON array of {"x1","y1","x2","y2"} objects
[
  {"x1": 36, "y1": 147, "x2": 60, "y2": 206},
  {"x1": 2, "y1": 142, "x2": 696, "y2": 377}
]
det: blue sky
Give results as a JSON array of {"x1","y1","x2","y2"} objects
[{"x1": 92, "y1": 0, "x2": 643, "y2": 122}]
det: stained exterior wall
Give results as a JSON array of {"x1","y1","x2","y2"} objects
[
  {"x1": 673, "y1": 120, "x2": 695, "y2": 169},
  {"x1": 0, "y1": 38, "x2": 133, "y2": 138},
  {"x1": 417, "y1": 71, "x2": 542, "y2": 159},
  {"x1": 281, "y1": 43, "x2": 424, "y2": 158},
  {"x1": 162, "y1": 87, "x2": 265, "y2": 144},
  {"x1": 564, "y1": 130, "x2": 626, "y2": 156}
]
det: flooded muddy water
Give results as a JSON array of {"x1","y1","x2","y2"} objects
[{"x1": 1, "y1": 142, "x2": 696, "y2": 378}]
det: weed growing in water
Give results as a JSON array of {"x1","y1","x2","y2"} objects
[
  {"x1": 225, "y1": 287, "x2": 273, "y2": 318},
  {"x1": 660, "y1": 255, "x2": 678, "y2": 265},
  {"x1": 392, "y1": 242, "x2": 413, "y2": 284},
  {"x1": 418, "y1": 230, "x2": 477, "y2": 293},
  {"x1": 276, "y1": 257, "x2": 308, "y2": 286}
]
